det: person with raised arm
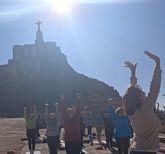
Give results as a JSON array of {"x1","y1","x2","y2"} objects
[
  {"x1": 60, "y1": 93, "x2": 81, "y2": 154},
  {"x1": 45, "y1": 103, "x2": 60, "y2": 154},
  {"x1": 123, "y1": 51, "x2": 162, "y2": 154},
  {"x1": 24, "y1": 106, "x2": 37, "y2": 153}
]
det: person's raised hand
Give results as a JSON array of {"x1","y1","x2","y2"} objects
[
  {"x1": 54, "y1": 102, "x2": 58, "y2": 106},
  {"x1": 76, "y1": 92, "x2": 81, "y2": 100},
  {"x1": 144, "y1": 50, "x2": 160, "y2": 63},
  {"x1": 45, "y1": 103, "x2": 49, "y2": 106},
  {"x1": 124, "y1": 61, "x2": 137, "y2": 74},
  {"x1": 60, "y1": 94, "x2": 65, "y2": 101}
]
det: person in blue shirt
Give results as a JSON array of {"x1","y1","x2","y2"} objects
[{"x1": 112, "y1": 107, "x2": 132, "y2": 154}]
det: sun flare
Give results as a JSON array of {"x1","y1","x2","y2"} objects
[{"x1": 48, "y1": 0, "x2": 73, "y2": 15}]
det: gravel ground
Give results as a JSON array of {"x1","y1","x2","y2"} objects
[{"x1": 0, "y1": 118, "x2": 164, "y2": 154}]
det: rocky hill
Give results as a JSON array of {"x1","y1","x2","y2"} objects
[{"x1": 0, "y1": 23, "x2": 121, "y2": 117}]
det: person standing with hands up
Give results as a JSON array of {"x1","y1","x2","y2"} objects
[
  {"x1": 60, "y1": 93, "x2": 81, "y2": 154},
  {"x1": 45, "y1": 103, "x2": 60, "y2": 154},
  {"x1": 24, "y1": 106, "x2": 37, "y2": 153},
  {"x1": 123, "y1": 51, "x2": 162, "y2": 154}
]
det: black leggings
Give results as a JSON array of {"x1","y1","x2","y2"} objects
[
  {"x1": 65, "y1": 140, "x2": 81, "y2": 154},
  {"x1": 47, "y1": 136, "x2": 59, "y2": 154},
  {"x1": 26, "y1": 129, "x2": 36, "y2": 151},
  {"x1": 87, "y1": 126, "x2": 92, "y2": 135},
  {"x1": 36, "y1": 127, "x2": 40, "y2": 138},
  {"x1": 80, "y1": 125, "x2": 85, "y2": 149},
  {"x1": 105, "y1": 127, "x2": 113, "y2": 147},
  {"x1": 116, "y1": 137, "x2": 130, "y2": 154}
]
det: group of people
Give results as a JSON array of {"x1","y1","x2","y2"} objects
[{"x1": 24, "y1": 51, "x2": 162, "y2": 154}]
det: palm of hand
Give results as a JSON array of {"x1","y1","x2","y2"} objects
[{"x1": 124, "y1": 61, "x2": 137, "y2": 73}]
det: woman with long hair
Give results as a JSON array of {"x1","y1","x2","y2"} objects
[{"x1": 123, "y1": 51, "x2": 162, "y2": 154}]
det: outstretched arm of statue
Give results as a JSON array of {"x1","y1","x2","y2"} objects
[{"x1": 125, "y1": 61, "x2": 137, "y2": 86}]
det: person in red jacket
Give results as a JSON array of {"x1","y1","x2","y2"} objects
[{"x1": 60, "y1": 93, "x2": 81, "y2": 154}]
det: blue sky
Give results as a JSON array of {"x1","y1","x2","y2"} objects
[{"x1": 0, "y1": 0, "x2": 165, "y2": 107}]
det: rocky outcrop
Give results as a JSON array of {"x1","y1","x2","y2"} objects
[{"x1": 0, "y1": 23, "x2": 121, "y2": 117}]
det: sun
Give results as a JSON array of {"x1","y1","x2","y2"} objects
[{"x1": 48, "y1": 0, "x2": 73, "y2": 15}]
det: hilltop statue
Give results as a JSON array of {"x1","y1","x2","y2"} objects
[
  {"x1": 36, "y1": 21, "x2": 42, "y2": 31},
  {"x1": 35, "y1": 21, "x2": 44, "y2": 45},
  {"x1": 0, "y1": 22, "x2": 120, "y2": 117}
]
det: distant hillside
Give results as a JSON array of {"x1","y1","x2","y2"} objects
[{"x1": 0, "y1": 23, "x2": 121, "y2": 117}]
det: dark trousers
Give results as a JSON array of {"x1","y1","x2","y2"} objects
[
  {"x1": 80, "y1": 134, "x2": 84, "y2": 150},
  {"x1": 116, "y1": 137, "x2": 130, "y2": 154},
  {"x1": 36, "y1": 127, "x2": 40, "y2": 138},
  {"x1": 105, "y1": 127, "x2": 113, "y2": 147},
  {"x1": 47, "y1": 136, "x2": 59, "y2": 154},
  {"x1": 65, "y1": 140, "x2": 81, "y2": 154},
  {"x1": 26, "y1": 129, "x2": 36, "y2": 151},
  {"x1": 87, "y1": 126, "x2": 93, "y2": 144},
  {"x1": 80, "y1": 126, "x2": 85, "y2": 149},
  {"x1": 87, "y1": 126, "x2": 92, "y2": 135},
  {"x1": 130, "y1": 151, "x2": 156, "y2": 154}
]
